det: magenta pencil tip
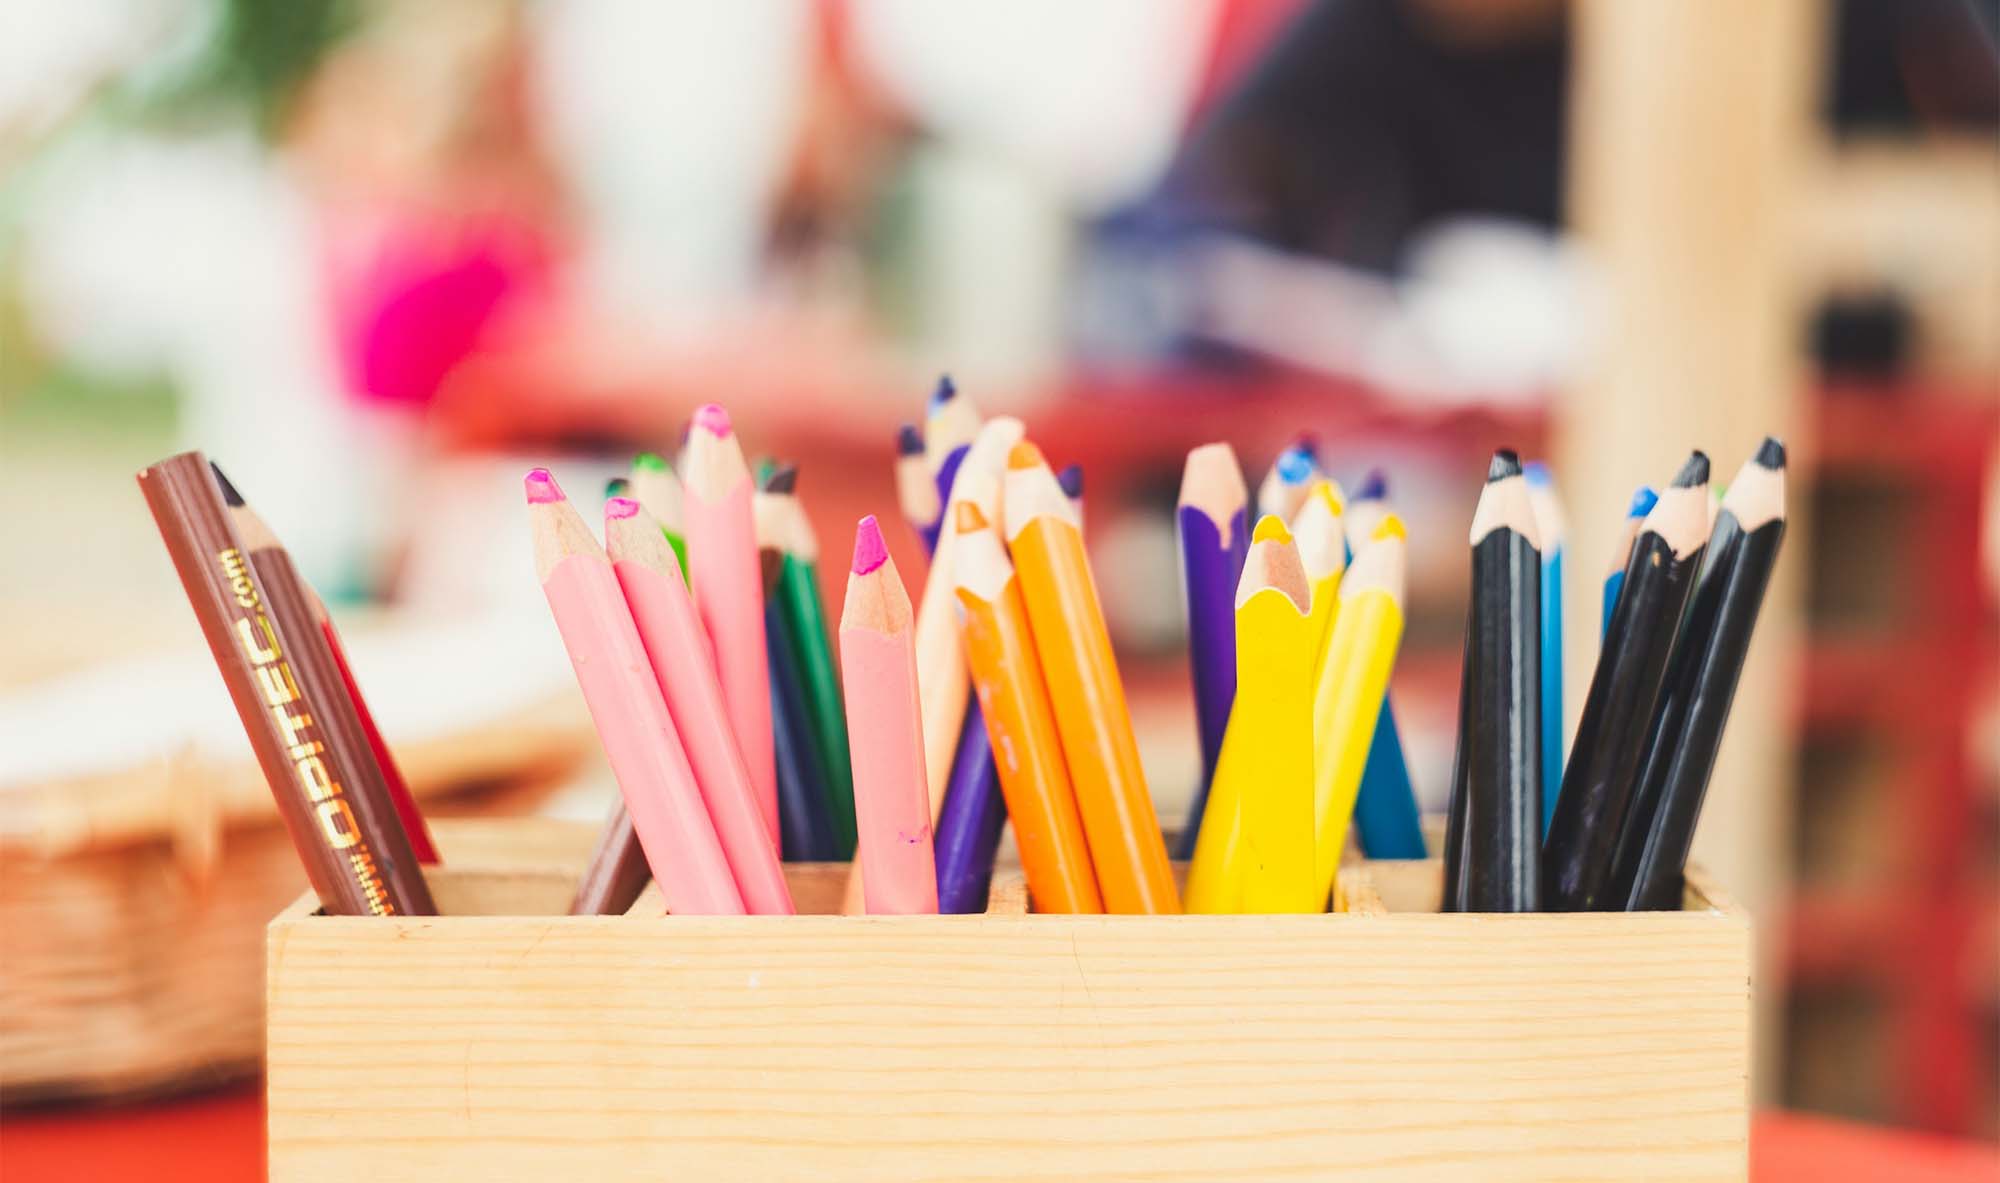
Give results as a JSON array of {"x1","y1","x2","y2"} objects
[
  {"x1": 852, "y1": 515, "x2": 889, "y2": 574},
  {"x1": 605, "y1": 496, "x2": 641, "y2": 520},
  {"x1": 692, "y1": 403, "x2": 733, "y2": 438},
  {"x1": 524, "y1": 468, "x2": 565, "y2": 503}
]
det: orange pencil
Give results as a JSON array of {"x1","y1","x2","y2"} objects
[
  {"x1": 952, "y1": 501, "x2": 1103, "y2": 913},
  {"x1": 839, "y1": 516, "x2": 938, "y2": 914},
  {"x1": 1002, "y1": 441, "x2": 1180, "y2": 914}
]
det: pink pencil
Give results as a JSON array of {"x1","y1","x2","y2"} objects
[
  {"x1": 526, "y1": 469, "x2": 744, "y2": 916},
  {"x1": 606, "y1": 497, "x2": 794, "y2": 915},
  {"x1": 838, "y1": 516, "x2": 938, "y2": 914},
  {"x1": 682, "y1": 404, "x2": 779, "y2": 850}
]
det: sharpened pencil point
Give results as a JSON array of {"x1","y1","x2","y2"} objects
[
  {"x1": 524, "y1": 468, "x2": 565, "y2": 503},
  {"x1": 1487, "y1": 449, "x2": 1523, "y2": 481},
  {"x1": 896, "y1": 423, "x2": 924, "y2": 456},
  {"x1": 208, "y1": 461, "x2": 245, "y2": 507},
  {"x1": 929, "y1": 374, "x2": 958, "y2": 409},
  {"x1": 762, "y1": 462, "x2": 799, "y2": 495},
  {"x1": 605, "y1": 477, "x2": 631, "y2": 500},
  {"x1": 1754, "y1": 436, "x2": 1786, "y2": 468},
  {"x1": 605, "y1": 496, "x2": 641, "y2": 521},
  {"x1": 955, "y1": 501, "x2": 990, "y2": 534},
  {"x1": 632, "y1": 451, "x2": 670, "y2": 474},
  {"x1": 1671, "y1": 451, "x2": 1711, "y2": 488},
  {"x1": 1372, "y1": 513, "x2": 1407, "y2": 542},
  {"x1": 852, "y1": 516, "x2": 889, "y2": 574},
  {"x1": 1251, "y1": 514, "x2": 1293, "y2": 544},
  {"x1": 1057, "y1": 464, "x2": 1084, "y2": 500},
  {"x1": 692, "y1": 403, "x2": 733, "y2": 438},
  {"x1": 1275, "y1": 445, "x2": 1315, "y2": 483},
  {"x1": 1307, "y1": 479, "x2": 1344, "y2": 516},
  {"x1": 1629, "y1": 486, "x2": 1659, "y2": 518},
  {"x1": 1355, "y1": 468, "x2": 1388, "y2": 502},
  {"x1": 1007, "y1": 440, "x2": 1047, "y2": 471}
]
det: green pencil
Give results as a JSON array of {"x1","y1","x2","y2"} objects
[
  {"x1": 761, "y1": 463, "x2": 858, "y2": 857},
  {"x1": 629, "y1": 452, "x2": 690, "y2": 581}
]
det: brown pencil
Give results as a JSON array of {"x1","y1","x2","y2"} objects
[
  {"x1": 137, "y1": 452, "x2": 434, "y2": 916},
  {"x1": 571, "y1": 800, "x2": 651, "y2": 915}
]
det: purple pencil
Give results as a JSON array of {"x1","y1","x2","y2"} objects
[{"x1": 1175, "y1": 442, "x2": 1251, "y2": 858}]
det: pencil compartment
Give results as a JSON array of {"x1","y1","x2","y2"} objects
[{"x1": 266, "y1": 819, "x2": 1750, "y2": 1182}]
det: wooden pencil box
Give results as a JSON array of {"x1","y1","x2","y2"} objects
[{"x1": 266, "y1": 820, "x2": 1750, "y2": 1182}]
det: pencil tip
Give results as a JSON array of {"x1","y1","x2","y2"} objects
[
  {"x1": 1291, "y1": 431, "x2": 1321, "y2": 461},
  {"x1": 928, "y1": 374, "x2": 957, "y2": 409},
  {"x1": 632, "y1": 451, "x2": 669, "y2": 474},
  {"x1": 763, "y1": 462, "x2": 799, "y2": 494},
  {"x1": 208, "y1": 461, "x2": 245, "y2": 507},
  {"x1": 1523, "y1": 460, "x2": 1553, "y2": 488},
  {"x1": 896, "y1": 423, "x2": 924, "y2": 457},
  {"x1": 1308, "y1": 478, "x2": 1344, "y2": 516},
  {"x1": 1671, "y1": 450, "x2": 1710, "y2": 488},
  {"x1": 605, "y1": 476, "x2": 631, "y2": 500},
  {"x1": 605, "y1": 496, "x2": 641, "y2": 521},
  {"x1": 524, "y1": 468, "x2": 565, "y2": 504},
  {"x1": 852, "y1": 515, "x2": 889, "y2": 574},
  {"x1": 1487, "y1": 449, "x2": 1522, "y2": 482},
  {"x1": 1007, "y1": 440, "x2": 1047, "y2": 471},
  {"x1": 955, "y1": 501, "x2": 990, "y2": 534},
  {"x1": 692, "y1": 403, "x2": 733, "y2": 438},
  {"x1": 1056, "y1": 464, "x2": 1084, "y2": 499},
  {"x1": 1275, "y1": 445, "x2": 1315, "y2": 483},
  {"x1": 1629, "y1": 485, "x2": 1659, "y2": 518},
  {"x1": 1372, "y1": 513, "x2": 1407, "y2": 542},
  {"x1": 1251, "y1": 514, "x2": 1293, "y2": 545},
  {"x1": 1355, "y1": 468, "x2": 1388, "y2": 501},
  {"x1": 1754, "y1": 436, "x2": 1786, "y2": 468}
]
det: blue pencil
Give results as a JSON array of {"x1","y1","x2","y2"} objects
[
  {"x1": 1344, "y1": 469, "x2": 1426, "y2": 859},
  {"x1": 1603, "y1": 486, "x2": 1659, "y2": 635},
  {"x1": 1524, "y1": 462, "x2": 1565, "y2": 837}
]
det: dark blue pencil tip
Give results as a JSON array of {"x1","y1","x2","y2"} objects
[
  {"x1": 1291, "y1": 432, "x2": 1321, "y2": 462},
  {"x1": 762, "y1": 462, "x2": 799, "y2": 494},
  {"x1": 1057, "y1": 464, "x2": 1084, "y2": 499},
  {"x1": 928, "y1": 374, "x2": 958, "y2": 409},
  {"x1": 1487, "y1": 449, "x2": 1522, "y2": 482},
  {"x1": 1628, "y1": 486, "x2": 1659, "y2": 518},
  {"x1": 1275, "y1": 446, "x2": 1315, "y2": 484},
  {"x1": 1754, "y1": 436, "x2": 1786, "y2": 468},
  {"x1": 1355, "y1": 468, "x2": 1388, "y2": 502},
  {"x1": 1670, "y1": 450, "x2": 1710, "y2": 489},
  {"x1": 1523, "y1": 460, "x2": 1552, "y2": 488},
  {"x1": 895, "y1": 423, "x2": 924, "y2": 456}
]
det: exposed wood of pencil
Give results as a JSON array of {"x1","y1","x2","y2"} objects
[
  {"x1": 1543, "y1": 455, "x2": 1711, "y2": 911},
  {"x1": 1005, "y1": 442, "x2": 1179, "y2": 914}
]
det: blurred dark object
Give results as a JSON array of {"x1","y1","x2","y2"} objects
[
  {"x1": 1809, "y1": 289, "x2": 1916, "y2": 381},
  {"x1": 1826, "y1": 0, "x2": 2000, "y2": 135}
]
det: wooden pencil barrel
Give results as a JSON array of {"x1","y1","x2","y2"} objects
[{"x1": 266, "y1": 819, "x2": 1749, "y2": 1182}]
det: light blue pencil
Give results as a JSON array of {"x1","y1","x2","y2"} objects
[{"x1": 1524, "y1": 462, "x2": 1565, "y2": 837}]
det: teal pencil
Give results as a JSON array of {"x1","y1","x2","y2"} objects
[{"x1": 1524, "y1": 462, "x2": 1565, "y2": 836}]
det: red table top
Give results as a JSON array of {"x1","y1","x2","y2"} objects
[{"x1": 3, "y1": 1087, "x2": 1994, "y2": 1181}]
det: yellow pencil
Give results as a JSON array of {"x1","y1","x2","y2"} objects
[
  {"x1": 1291, "y1": 479, "x2": 1347, "y2": 661},
  {"x1": 1311, "y1": 514, "x2": 1408, "y2": 906},
  {"x1": 1234, "y1": 517, "x2": 1318, "y2": 913},
  {"x1": 1186, "y1": 515, "x2": 1318, "y2": 914}
]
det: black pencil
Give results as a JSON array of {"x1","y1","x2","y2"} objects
[
  {"x1": 1455, "y1": 449, "x2": 1542, "y2": 912},
  {"x1": 1605, "y1": 438, "x2": 1788, "y2": 911},
  {"x1": 1440, "y1": 620, "x2": 1475, "y2": 912},
  {"x1": 1542, "y1": 451, "x2": 1711, "y2": 910}
]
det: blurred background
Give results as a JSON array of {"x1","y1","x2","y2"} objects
[{"x1": 1, "y1": 0, "x2": 1995, "y2": 1174}]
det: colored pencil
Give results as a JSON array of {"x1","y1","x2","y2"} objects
[
  {"x1": 924, "y1": 374, "x2": 979, "y2": 511},
  {"x1": 528, "y1": 469, "x2": 744, "y2": 915},
  {"x1": 1293, "y1": 478, "x2": 1347, "y2": 654},
  {"x1": 1174, "y1": 442, "x2": 1251, "y2": 859},
  {"x1": 1604, "y1": 486, "x2": 1660, "y2": 634},
  {"x1": 681, "y1": 405, "x2": 779, "y2": 850},
  {"x1": 752, "y1": 484, "x2": 839, "y2": 863},
  {"x1": 570, "y1": 801, "x2": 650, "y2": 915},
  {"x1": 1607, "y1": 439, "x2": 1787, "y2": 911},
  {"x1": 139, "y1": 452, "x2": 434, "y2": 916},
  {"x1": 1524, "y1": 461, "x2": 1566, "y2": 834},
  {"x1": 606, "y1": 495, "x2": 795, "y2": 912},
  {"x1": 953, "y1": 501, "x2": 1104, "y2": 913},
  {"x1": 1447, "y1": 450, "x2": 1543, "y2": 913},
  {"x1": 1005, "y1": 440, "x2": 1180, "y2": 913},
  {"x1": 1543, "y1": 454, "x2": 1710, "y2": 911},
  {"x1": 1255, "y1": 439, "x2": 1319, "y2": 523},
  {"x1": 1309, "y1": 514, "x2": 1408, "y2": 906},
  {"x1": 1234, "y1": 517, "x2": 1318, "y2": 913},
  {"x1": 839, "y1": 516, "x2": 939, "y2": 914},
  {"x1": 212, "y1": 463, "x2": 440, "y2": 867},
  {"x1": 762, "y1": 463, "x2": 858, "y2": 858},
  {"x1": 1057, "y1": 463, "x2": 1085, "y2": 528},
  {"x1": 1343, "y1": 471, "x2": 1425, "y2": 860},
  {"x1": 605, "y1": 476, "x2": 631, "y2": 501},
  {"x1": 894, "y1": 423, "x2": 939, "y2": 553},
  {"x1": 629, "y1": 452, "x2": 689, "y2": 581}
]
